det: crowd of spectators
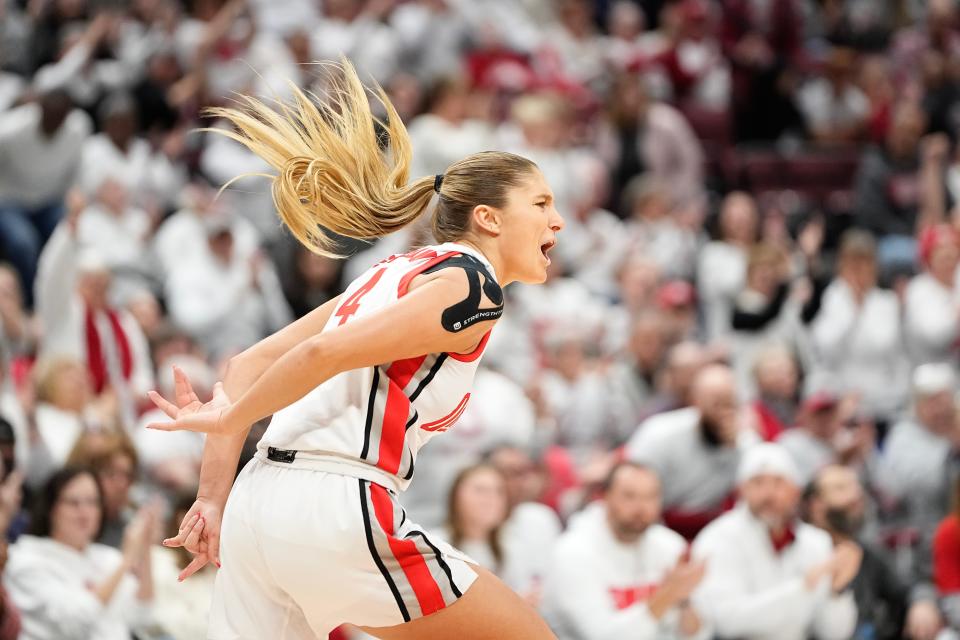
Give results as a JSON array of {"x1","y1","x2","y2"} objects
[{"x1": 2, "y1": 0, "x2": 960, "y2": 638}]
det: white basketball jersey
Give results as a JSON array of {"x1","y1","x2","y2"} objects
[{"x1": 257, "y1": 242, "x2": 497, "y2": 491}]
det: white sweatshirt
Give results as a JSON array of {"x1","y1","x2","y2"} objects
[
  {"x1": 903, "y1": 272, "x2": 960, "y2": 366},
  {"x1": 5, "y1": 535, "x2": 151, "y2": 640},
  {"x1": 541, "y1": 503, "x2": 711, "y2": 640},
  {"x1": 691, "y1": 505, "x2": 857, "y2": 640},
  {"x1": 809, "y1": 279, "x2": 908, "y2": 418}
]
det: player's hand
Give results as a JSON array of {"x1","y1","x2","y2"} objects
[
  {"x1": 163, "y1": 498, "x2": 223, "y2": 580},
  {"x1": 146, "y1": 366, "x2": 240, "y2": 434}
]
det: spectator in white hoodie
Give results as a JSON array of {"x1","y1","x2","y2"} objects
[
  {"x1": 904, "y1": 224, "x2": 960, "y2": 366},
  {"x1": 809, "y1": 230, "x2": 909, "y2": 425},
  {"x1": 691, "y1": 443, "x2": 861, "y2": 640},
  {"x1": 5, "y1": 467, "x2": 154, "y2": 640},
  {"x1": 541, "y1": 462, "x2": 710, "y2": 640}
]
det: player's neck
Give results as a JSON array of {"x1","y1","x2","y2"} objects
[{"x1": 454, "y1": 237, "x2": 507, "y2": 285}]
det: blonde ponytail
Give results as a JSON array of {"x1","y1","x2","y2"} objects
[{"x1": 205, "y1": 60, "x2": 436, "y2": 257}]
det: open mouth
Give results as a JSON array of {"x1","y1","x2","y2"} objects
[{"x1": 540, "y1": 240, "x2": 556, "y2": 262}]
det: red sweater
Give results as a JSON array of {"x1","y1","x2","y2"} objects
[{"x1": 934, "y1": 515, "x2": 960, "y2": 593}]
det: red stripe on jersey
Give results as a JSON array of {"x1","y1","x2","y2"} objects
[
  {"x1": 447, "y1": 330, "x2": 492, "y2": 363},
  {"x1": 386, "y1": 356, "x2": 427, "y2": 391},
  {"x1": 420, "y1": 393, "x2": 470, "y2": 432},
  {"x1": 375, "y1": 356, "x2": 427, "y2": 473},
  {"x1": 369, "y1": 483, "x2": 446, "y2": 616},
  {"x1": 397, "y1": 252, "x2": 460, "y2": 297}
]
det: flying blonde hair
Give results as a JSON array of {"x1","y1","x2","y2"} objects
[{"x1": 206, "y1": 60, "x2": 538, "y2": 258}]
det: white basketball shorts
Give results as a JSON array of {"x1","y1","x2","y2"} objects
[{"x1": 207, "y1": 457, "x2": 479, "y2": 639}]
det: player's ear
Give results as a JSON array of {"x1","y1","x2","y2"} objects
[{"x1": 470, "y1": 204, "x2": 502, "y2": 236}]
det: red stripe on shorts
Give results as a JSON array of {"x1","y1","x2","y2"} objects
[{"x1": 369, "y1": 483, "x2": 446, "y2": 616}]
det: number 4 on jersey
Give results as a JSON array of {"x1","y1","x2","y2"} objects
[{"x1": 335, "y1": 267, "x2": 386, "y2": 325}]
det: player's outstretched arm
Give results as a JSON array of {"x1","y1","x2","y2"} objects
[{"x1": 148, "y1": 269, "x2": 496, "y2": 435}]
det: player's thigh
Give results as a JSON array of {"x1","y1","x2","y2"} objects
[{"x1": 359, "y1": 566, "x2": 556, "y2": 640}]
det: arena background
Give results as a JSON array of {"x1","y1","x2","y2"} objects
[{"x1": 0, "y1": 0, "x2": 959, "y2": 638}]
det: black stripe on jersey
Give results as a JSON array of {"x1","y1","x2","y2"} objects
[
  {"x1": 359, "y1": 480, "x2": 411, "y2": 622},
  {"x1": 408, "y1": 354, "x2": 447, "y2": 403},
  {"x1": 405, "y1": 411, "x2": 418, "y2": 431},
  {"x1": 402, "y1": 451, "x2": 415, "y2": 481},
  {"x1": 360, "y1": 367, "x2": 381, "y2": 459},
  {"x1": 406, "y1": 530, "x2": 463, "y2": 598}
]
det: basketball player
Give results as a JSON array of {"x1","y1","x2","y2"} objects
[{"x1": 146, "y1": 61, "x2": 563, "y2": 639}]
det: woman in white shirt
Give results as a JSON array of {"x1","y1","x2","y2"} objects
[
  {"x1": 809, "y1": 230, "x2": 908, "y2": 424},
  {"x1": 445, "y1": 464, "x2": 544, "y2": 604},
  {"x1": 5, "y1": 467, "x2": 154, "y2": 640},
  {"x1": 904, "y1": 224, "x2": 960, "y2": 365}
]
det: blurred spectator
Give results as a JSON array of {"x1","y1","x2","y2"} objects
[
  {"x1": 749, "y1": 344, "x2": 801, "y2": 442},
  {"x1": 485, "y1": 444, "x2": 562, "y2": 605},
  {"x1": 934, "y1": 474, "x2": 960, "y2": 632},
  {"x1": 389, "y1": 1, "x2": 471, "y2": 83},
  {"x1": 698, "y1": 191, "x2": 758, "y2": 342},
  {"x1": 656, "y1": 0, "x2": 731, "y2": 111},
  {"x1": 0, "y1": 89, "x2": 91, "y2": 307},
  {"x1": 904, "y1": 224, "x2": 960, "y2": 366},
  {"x1": 809, "y1": 230, "x2": 908, "y2": 424},
  {"x1": 599, "y1": 74, "x2": 705, "y2": 212},
  {"x1": 626, "y1": 364, "x2": 759, "y2": 540},
  {"x1": 606, "y1": 311, "x2": 668, "y2": 431},
  {"x1": 798, "y1": 46, "x2": 869, "y2": 145},
  {"x1": 29, "y1": 357, "x2": 99, "y2": 488},
  {"x1": 162, "y1": 207, "x2": 293, "y2": 360},
  {"x1": 443, "y1": 464, "x2": 546, "y2": 599},
  {"x1": 0, "y1": 263, "x2": 35, "y2": 362},
  {"x1": 150, "y1": 491, "x2": 215, "y2": 640},
  {"x1": 34, "y1": 193, "x2": 154, "y2": 429},
  {"x1": 891, "y1": 0, "x2": 960, "y2": 93},
  {"x1": 622, "y1": 176, "x2": 700, "y2": 281},
  {"x1": 0, "y1": 532, "x2": 19, "y2": 639},
  {"x1": 878, "y1": 363, "x2": 957, "y2": 586},
  {"x1": 808, "y1": 465, "x2": 943, "y2": 640},
  {"x1": 66, "y1": 433, "x2": 138, "y2": 549},
  {"x1": 640, "y1": 340, "x2": 707, "y2": 418},
  {"x1": 6, "y1": 467, "x2": 154, "y2": 640},
  {"x1": 74, "y1": 179, "x2": 157, "y2": 301},
  {"x1": 542, "y1": 462, "x2": 709, "y2": 639},
  {"x1": 721, "y1": 0, "x2": 805, "y2": 142},
  {"x1": 407, "y1": 76, "x2": 495, "y2": 179},
  {"x1": 556, "y1": 155, "x2": 628, "y2": 299},
  {"x1": 692, "y1": 443, "x2": 861, "y2": 640},
  {"x1": 538, "y1": 0, "x2": 607, "y2": 90},
  {"x1": 32, "y1": 14, "x2": 130, "y2": 111},
  {"x1": 852, "y1": 101, "x2": 929, "y2": 271},
  {"x1": 779, "y1": 389, "x2": 876, "y2": 486},
  {"x1": 278, "y1": 244, "x2": 343, "y2": 320},
  {"x1": 310, "y1": 0, "x2": 401, "y2": 85},
  {"x1": 75, "y1": 92, "x2": 184, "y2": 211}
]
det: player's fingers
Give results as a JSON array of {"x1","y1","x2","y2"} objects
[
  {"x1": 163, "y1": 512, "x2": 199, "y2": 548},
  {"x1": 174, "y1": 366, "x2": 200, "y2": 406},
  {"x1": 178, "y1": 555, "x2": 208, "y2": 582},
  {"x1": 147, "y1": 390, "x2": 179, "y2": 419},
  {"x1": 183, "y1": 516, "x2": 205, "y2": 553}
]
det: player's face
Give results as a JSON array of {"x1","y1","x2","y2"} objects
[{"x1": 499, "y1": 170, "x2": 565, "y2": 284}]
